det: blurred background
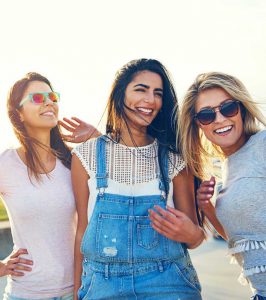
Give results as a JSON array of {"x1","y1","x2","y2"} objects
[{"x1": 0, "y1": 0, "x2": 265, "y2": 298}]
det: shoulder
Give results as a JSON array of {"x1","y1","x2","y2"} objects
[
  {"x1": 249, "y1": 130, "x2": 266, "y2": 152},
  {"x1": 250, "y1": 130, "x2": 266, "y2": 143},
  {"x1": 168, "y1": 151, "x2": 186, "y2": 179},
  {"x1": 72, "y1": 137, "x2": 97, "y2": 157},
  {"x1": 71, "y1": 137, "x2": 103, "y2": 175},
  {"x1": 0, "y1": 149, "x2": 18, "y2": 180},
  {"x1": 0, "y1": 148, "x2": 16, "y2": 164}
]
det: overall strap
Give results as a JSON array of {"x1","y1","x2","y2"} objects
[
  {"x1": 96, "y1": 136, "x2": 108, "y2": 190},
  {"x1": 159, "y1": 149, "x2": 169, "y2": 195}
]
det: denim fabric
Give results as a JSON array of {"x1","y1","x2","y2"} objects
[
  {"x1": 78, "y1": 136, "x2": 202, "y2": 300},
  {"x1": 3, "y1": 293, "x2": 74, "y2": 300},
  {"x1": 252, "y1": 295, "x2": 266, "y2": 300}
]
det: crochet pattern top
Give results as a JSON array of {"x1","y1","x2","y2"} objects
[
  {"x1": 73, "y1": 137, "x2": 185, "y2": 184},
  {"x1": 72, "y1": 137, "x2": 186, "y2": 222}
]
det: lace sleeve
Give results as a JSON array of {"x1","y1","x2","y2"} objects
[
  {"x1": 71, "y1": 138, "x2": 97, "y2": 176},
  {"x1": 168, "y1": 151, "x2": 186, "y2": 179}
]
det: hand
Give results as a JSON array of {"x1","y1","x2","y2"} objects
[
  {"x1": 0, "y1": 248, "x2": 33, "y2": 277},
  {"x1": 196, "y1": 176, "x2": 216, "y2": 213},
  {"x1": 149, "y1": 205, "x2": 204, "y2": 247},
  {"x1": 59, "y1": 117, "x2": 101, "y2": 143}
]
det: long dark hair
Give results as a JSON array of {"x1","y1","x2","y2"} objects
[
  {"x1": 106, "y1": 59, "x2": 179, "y2": 195},
  {"x1": 7, "y1": 72, "x2": 71, "y2": 181}
]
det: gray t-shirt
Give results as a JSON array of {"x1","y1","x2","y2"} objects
[{"x1": 216, "y1": 130, "x2": 266, "y2": 296}]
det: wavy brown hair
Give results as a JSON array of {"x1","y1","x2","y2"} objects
[{"x1": 7, "y1": 72, "x2": 71, "y2": 182}]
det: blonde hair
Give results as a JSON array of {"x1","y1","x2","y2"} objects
[{"x1": 178, "y1": 72, "x2": 266, "y2": 180}]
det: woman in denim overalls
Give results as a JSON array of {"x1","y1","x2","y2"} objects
[{"x1": 72, "y1": 59, "x2": 205, "y2": 299}]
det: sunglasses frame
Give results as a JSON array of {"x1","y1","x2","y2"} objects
[
  {"x1": 19, "y1": 92, "x2": 60, "y2": 107},
  {"x1": 194, "y1": 99, "x2": 240, "y2": 125}
]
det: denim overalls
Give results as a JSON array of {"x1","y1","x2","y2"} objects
[{"x1": 78, "y1": 137, "x2": 202, "y2": 300}]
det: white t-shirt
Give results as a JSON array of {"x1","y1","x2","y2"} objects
[
  {"x1": 0, "y1": 149, "x2": 76, "y2": 299},
  {"x1": 72, "y1": 138, "x2": 185, "y2": 222}
]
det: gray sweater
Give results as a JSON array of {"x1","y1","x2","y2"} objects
[{"x1": 216, "y1": 130, "x2": 266, "y2": 296}]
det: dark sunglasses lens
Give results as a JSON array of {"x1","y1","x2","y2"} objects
[
  {"x1": 49, "y1": 92, "x2": 59, "y2": 102},
  {"x1": 220, "y1": 101, "x2": 239, "y2": 117},
  {"x1": 32, "y1": 93, "x2": 45, "y2": 104},
  {"x1": 197, "y1": 109, "x2": 215, "y2": 125}
]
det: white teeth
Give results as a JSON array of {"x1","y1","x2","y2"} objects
[
  {"x1": 215, "y1": 126, "x2": 232, "y2": 133},
  {"x1": 41, "y1": 112, "x2": 54, "y2": 116},
  {"x1": 137, "y1": 107, "x2": 153, "y2": 113}
]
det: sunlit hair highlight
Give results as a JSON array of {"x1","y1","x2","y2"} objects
[
  {"x1": 178, "y1": 72, "x2": 266, "y2": 180},
  {"x1": 7, "y1": 72, "x2": 71, "y2": 182}
]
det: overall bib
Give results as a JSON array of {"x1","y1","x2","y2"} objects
[{"x1": 78, "y1": 136, "x2": 202, "y2": 300}]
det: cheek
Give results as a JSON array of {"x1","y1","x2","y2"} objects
[{"x1": 199, "y1": 124, "x2": 215, "y2": 140}]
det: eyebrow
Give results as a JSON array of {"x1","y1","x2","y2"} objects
[
  {"x1": 200, "y1": 98, "x2": 235, "y2": 110},
  {"x1": 133, "y1": 83, "x2": 163, "y2": 92}
]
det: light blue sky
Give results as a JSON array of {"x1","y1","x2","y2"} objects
[{"x1": 0, "y1": 0, "x2": 265, "y2": 151}]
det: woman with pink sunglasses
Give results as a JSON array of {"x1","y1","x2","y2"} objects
[
  {"x1": 178, "y1": 72, "x2": 266, "y2": 299},
  {"x1": 0, "y1": 72, "x2": 98, "y2": 300}
]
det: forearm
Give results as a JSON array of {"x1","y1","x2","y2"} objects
[{"x1": 73, "y1": 232, "x2": 84, "y2": 300}]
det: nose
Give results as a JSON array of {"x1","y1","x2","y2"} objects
[
  {"x1": 44, "y1": 98, "x2": 55, "y2": 106},
  {"x1": 213, "y1": 107, "x2": 227, "y2": 123},
  {"x1": 144, "y1": 91, "x2": 155, "y2": 103}
]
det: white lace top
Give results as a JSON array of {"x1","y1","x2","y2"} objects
[{"x1": 72, "y1": 137, "x2": 185, "y2": 221}]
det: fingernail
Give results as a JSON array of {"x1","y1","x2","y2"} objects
[
  {"x1": 207, "y1": 194, "x2": 212, "y2": 197},
  {"x1": 208, "y1": 188, "x2": 214, "y2": 191}
]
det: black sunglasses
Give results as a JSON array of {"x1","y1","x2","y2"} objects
[{"x1": 194, "y1": 100, "x2": 240, "y2": 125}]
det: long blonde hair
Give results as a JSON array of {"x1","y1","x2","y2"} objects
[{"x1": 178, "y1": 72, "x2": 266, "y2": 180}]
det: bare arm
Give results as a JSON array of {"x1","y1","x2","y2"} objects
[
  {"x1": 197, "y1": 177, "x2": 227, "y2": 240},
  {"x1": 71, "y1": 154, "x2": 90, "y2": 299},
  {"x1": 149, "y1": 168, "x2": 205, "y2": 249}
]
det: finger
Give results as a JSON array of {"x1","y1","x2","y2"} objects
[
  {"x1": 149, "y1": 210, "x2": 179, "y2": 233},
  {"x1": 151, "y1": 223, "x2": 176, "y2": 240},
  {"x1": 61, "y1": 134, "x2": 75, "y2": 141},
  {"x1": 197, "y1": 200, "x2": 212, "y2": 208},
  {"x1": 17, "y1": 258, "x2": 33, "y2": 265},
  {"x1": 13, "y1": 264, "x2": 32, "y2": 271},
  {"x1": 9, "y1": 270, "x2": 25, "y2": 276},
  {"x1": 149, "y1": 209, "x2": 173, "y2": 228},
  {"x1": 164, "y1": 206, "x2": 184, "y2": 218},
  {"x1": 197, "y1": 186, "x2": 214, "y2": 194},
  {"x1": 197, "y1": 193, "x2": 213, "y2": 201},
  {"x1": 70, "y1": 117, "x2": 83, "y2": 124},
  {"x1": 200, "y1": 180, "x2": 215, "y2": 188},
  {"x1": 58, "y1": 121, "x2": 75, "y2": 132},
  {"x1": 153, "y1": 206, "x2": 182, "y2": 224},
  {"x1": 62, "y1": 117, "x2": 79, "y2": 127},
  {"x1": 209, "y1": 176, "x2": 216, "y2": 185},
  {"x1": 10, "y1": 248, "x2": 28, "y2": 259}
]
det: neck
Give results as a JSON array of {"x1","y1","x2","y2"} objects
[
  {"x1": 23, "y1": 128, "x2": 54, "y2": 163},
  {"x1": 221, "y1": 133, "x2": 248, "y2": 157},
  {"x1": 119, "y1": 124, "x2": 154, "y2": 147}
]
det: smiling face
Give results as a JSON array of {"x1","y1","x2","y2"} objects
[
  {"x1": 19, "y1": 80, "x2": 59, "y2": 134},
  {"x1": 123, "y1": 70, "x2": 163, "y2": 132},
  {"x1": 195, "y1": 87, "x2": 247, "y2": 156}
]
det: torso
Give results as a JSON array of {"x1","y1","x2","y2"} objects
[
  {"x1": 0, "y1": 149, "x2": 76, "y2": 298},
  {"x1": 216, "y1": 130, "x2": 266, "y2": 295}
]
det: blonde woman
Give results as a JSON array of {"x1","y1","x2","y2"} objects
[{"x1": 178, "y1": 72, "x2": 266, "y2": 300}]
